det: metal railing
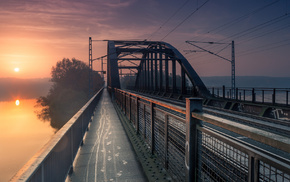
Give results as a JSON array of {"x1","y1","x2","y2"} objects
[
  {"x1": 208, "y1": 86, "x2": 290, "y2": 106},
  {"x1": 114, "y1": 88, "x2": 290, "y2": 182},
  {"x1": 10, "y1": 88, "x2": 103, "y2": 182}
]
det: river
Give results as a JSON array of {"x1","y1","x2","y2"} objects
[{"x1": 0, "y1": 99, "x2": 54, "y2": 182}]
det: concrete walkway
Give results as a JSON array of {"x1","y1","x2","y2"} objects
[{"x1": 66, "y1": 89, "x2": 147, "y2": 182}]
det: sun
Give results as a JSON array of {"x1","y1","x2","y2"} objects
[
  {"x1": 14, "y1": 67, "x2": 20, "y2": 72},
  {"x1": 15, "y1": 100, "x2": 20, "y2": 106}
]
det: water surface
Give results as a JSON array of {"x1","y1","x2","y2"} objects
[{"x1": 0, "y1": 99, "x2": 54, "y2": 182}]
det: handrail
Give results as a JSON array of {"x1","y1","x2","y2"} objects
[
  {"x1": 208, "y1": 86, "x2": 290, "y2": 106},
  {"x1": 10, "y1": 87, "x2": 104, "y2": 182},
  {"x1": 114, "y1": 88, "x2": 290, "y2": 181},
  {"x1": 115, "y1": 88, "x2": 290, "y2": 153}
]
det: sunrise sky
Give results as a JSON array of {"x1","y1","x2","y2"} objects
[{"x1": 1, "y1": 0, "x2": 290, "y2": 79}]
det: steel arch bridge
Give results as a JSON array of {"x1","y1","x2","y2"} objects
[{"x1": 106, "y1": 40, "x2": 210, "y2": 98}]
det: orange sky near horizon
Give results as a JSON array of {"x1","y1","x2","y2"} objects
[
  {"x1": 1, "y1": 0, "x2": 290, "y2": 79},
  {"x1": 0, "y1": 33, "x2": 92, "y2": 78}
]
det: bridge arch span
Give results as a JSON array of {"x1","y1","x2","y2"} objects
[{"x1": 107, "y1": 40, "x2": 210, "y2": 98}]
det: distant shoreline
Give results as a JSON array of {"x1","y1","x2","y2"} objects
[
  {"x1": 0, "y1": 77, "x2": 52, "y2": 101},
  {"x1": 201, "y1": 76, "x2": 290, "y2": 88},
  {"x1": 0, "y1": 76, "x2": 289, "y2": 101}
]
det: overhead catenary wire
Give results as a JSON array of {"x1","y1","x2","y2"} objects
[
  {"x1": 160, "y1": 0, "x2": 210, "y2": 41},
  {"x1": 237, "y1": 21, "x2": 290, "y2": 44},
  {"x1": 238, "y1": 39, "x2": 290, "y2": 56},
  {"x1": 203, "y1": 0, "x2": 280, "y2": 35},
  {"x1": 184, "y1": 0, "x2": 280, "y2": 45},
  {"x1": 186, "y1": 41, "x2": 232, "y2": 62},
  {"x1": 238, "y1": 42, "x2": 290, "y2": 57},
  {"x1": 184, "y1": 14, "x2": 290, "y2": 61},
  {"x1": 179, "y1": 1, "x2": 285, "y2": 53},
  {"x1": 218, "y1": 14, "x2": 289, "y2": 43},
  {"x1": 147, "y1": 0, "x2": 190, "y2": 41}
]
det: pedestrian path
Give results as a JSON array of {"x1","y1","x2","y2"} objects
[{"x1": 66, "y1": 89, "x2": 147, "y2": 182}]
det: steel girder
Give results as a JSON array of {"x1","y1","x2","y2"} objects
[
  {"x1": 107, "y1": 41, "x2": 121, "y2": 89},
  {"x1": 107, "y1": 40, "x2": 210, "y2": 98}
]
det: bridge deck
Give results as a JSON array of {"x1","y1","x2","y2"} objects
[{"x1": 66, "y1": 89, "x2": 146, "y2": 182}]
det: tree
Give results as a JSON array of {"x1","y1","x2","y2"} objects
[{"x1": 36, "y1": 58, "x2": 103, "y2": 130}]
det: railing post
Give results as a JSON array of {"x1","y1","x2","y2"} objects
[
  {"x1": 236, "y1": 88, "x2": 238, "y2": 100},
  {"x1": 248, "y1": 156, "x2": 259, "y2": 182},
  {"x1": 150, "y1": 102, "x2": 155, "y2": 154},
  {"x1": 252, "y1": 88, "x2": 256, "y2": 103},
  {"x1": 121, "y1": 92, "x2": 124, "y2": 110},
  {"x1": 69, "y1": 128, "x2": 74, "y2": 174},
  {"x1": 111, "y1": 88, "x2": 115, "y2": 101},
  {"x1": 222, "y1": 85, "x2": 225, "y2": 98},
  {"x1": 143, "y1": 103, "x2": 146, "y2": 139},
  {"x1": 272, "y1": 88, "x2": 276, "y2": 105},
  {"x1": 136, "y1": 97, "x2": 140, "y2": 134},
  {"x1": 124, "y1": 92, "x2": 127, "y2": 114},
  {"x1": 287, "y1": 91, "x2": 289, "y2": 106},
  {"x1": 129, "y1": 94, "x2": 131, "y2": 121},
  {"x1": 41, "y1": 164, "x2": 44, "y2": 182},
  {"x1": 185, "y1": 98, "x2": 203, "y2": 182},
  {"x1": 120, "y1": 91, "x2": 123, "y2": 110},
  {"x1": 164, "y1": 114, "x2": 169, "y2": 169}
]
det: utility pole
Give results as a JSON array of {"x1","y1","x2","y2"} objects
[
  {"x1": 186, "y1": 40, "x2": 236, "y2": 99},
  {"x1": 89, "y1": 37, "x2": 93, "y2": 97},
  {"x1": 88, "y1": 38, "x2": 108, "y2": 89},
  {"x1": 101, "y1": 57, "x2": 104, "y2": 79},
  {"x1": 231, "y1": 41, "x2": 235, "y2": 99}
]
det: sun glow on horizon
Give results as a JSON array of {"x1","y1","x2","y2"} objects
[
  {"x1": 14, "y1": 67, "x2": 20, "y2": 72},
  {"x1": 15, "y1": 99, "x2": 20, "y2": 106}
]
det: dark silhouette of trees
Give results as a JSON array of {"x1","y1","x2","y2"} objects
[{"x1": 36, "y1": 58, "x2": 103, "y2": 130}]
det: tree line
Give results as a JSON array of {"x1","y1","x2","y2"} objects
[{"x1": 36, "y1": 58, "x2": 103, "y2": 130}]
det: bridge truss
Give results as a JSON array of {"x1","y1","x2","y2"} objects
[{"x1": 107, "y1": 40, "x2": 210, "y2": 98}]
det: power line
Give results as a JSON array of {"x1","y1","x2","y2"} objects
[
  {"x1": 186, "y1": 41, "x2": 231, "y2": 62},
  {"x1": 231, "y1": 15, "x2": 290, "y2": 41},
  {"x1": 147, "y1": 0, "x2": 190, "y2": 40},
  {"x1": 238, "y1": 22, "x2": 290, "y2": 44},
  {"x1": 186, "y1": 0, "x2": 280, "y2": 43},
  {"x1": 219, "y1": 14, "x2": 288, "y2": 42},
  {"x1": 205, "y1": 0, "x2": 280, "y2": 35},
  {"x1": 238, "y1": 39, "x2": 290, "y2": 56},
  {"x1": 179, "y1": 1, "x2": 284, "y2": 54},
  {"x1": 239, "y1": 42, "x2": 290, "y2": 56},
  {"x1": 160, "y1": 0, "x2": 210, "y2": 41}
]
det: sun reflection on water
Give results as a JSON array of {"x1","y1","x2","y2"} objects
[
  {"x1": 0, "y1": 99, "x2": 54, "y2": 181},
  {"x1": 15, "y1": 99, "x2": 20, "y2": 106}
]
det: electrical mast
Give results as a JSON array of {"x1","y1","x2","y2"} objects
[
  {"x1": 186, "y1": 40, "x2": 236, "y2": 99},
  {"x1": 89, "y1": 37, "x2": 93, "y2": 97},
  {"x1": 231, "y1": 41, "x2": 235, "y2": 99}
]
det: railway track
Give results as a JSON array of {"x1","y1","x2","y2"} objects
[{"x1": 126, "y1": 90, "x2": 290, "y2": 138}]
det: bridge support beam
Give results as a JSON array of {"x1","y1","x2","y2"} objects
[
  {"x1": 181, "y1": 66, "x2": 186, "y2": 95},
  {"x1": 107, "y1": 41, "x2": 121, "y2": 89},
  {"x1": 154, "y1": 45, "x2": 158, "y2": 91},
  {"x1": 159, "y1": 44, "x2": 163, "y2": 92},
  {"x1": 172, "y1": 59, "x2": 177, "y2": 93},
  {"x1": 165, "y1": 55, "x2": 169, "y2": 92},
  {"x1": 150, "y1": 51, "x2": 154, "y2": 90},
  {"x1": 185, "y1": 98, "x2": 203, "y2": 182}
]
